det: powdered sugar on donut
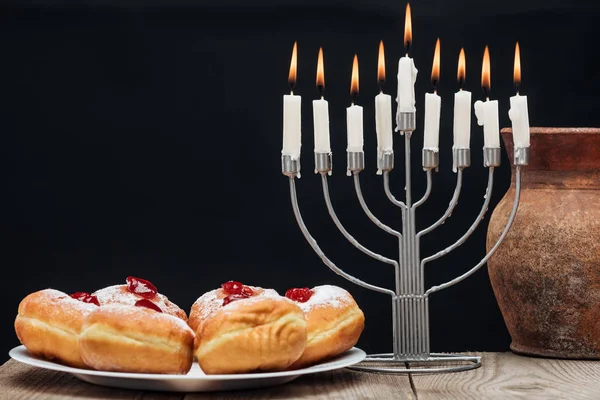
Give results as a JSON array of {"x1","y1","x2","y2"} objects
[
  {"x1": 93, "y1": 304, "x2": 193, "y2": 334},
  {"x1": 92, "y1": 285, "x2": 185, "y2": 319},
  {"x1": 192, "y1": 286, "x2": 280, "y2": 324},
  {"x1": 296, "y1": 285, "x2": 354, "y2": 312}
]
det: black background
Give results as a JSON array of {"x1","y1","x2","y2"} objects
[{"x1": 1, "y1": 0, "x2": 599, "y2": 362}]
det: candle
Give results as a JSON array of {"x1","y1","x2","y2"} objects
[
  {"x1": 313, "y1": 47, "x2": 331, "y2": 153},
  {"x1": 376, "y1": 95, "x2": 392, "y2": 150},
  {"x1": 508, "y1": 42, "x2": 531, "y2": 148},
  {"x1": 474, "y1": 99, "x2": 500, "y2": 148},
  {"x1": 424, "y1": 38, "x2": 441, "y2": 150},
  {"x1": 282, "y1": 41, "x2": 301, "y2": 159},
  {"x1": 396, "y1": 3, "x2": 418, "y2": 117},
  {"x1": 453, "y1": 48, "x2": 471, "y2": 149},
  {"x1": 375, "y1": 40, "x2": 393, "y2": 154},
  {"x1": 473, "y1": 46, "x2": 500, "y2": 148},
  {"x1": 347, "y1": 106, "x2": 363, "y2": 152},
  {"x1": 347, "y1": 54, "x2": 363, "y2": 152}
]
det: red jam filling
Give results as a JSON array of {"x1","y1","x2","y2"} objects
[
  {"x1": 241, "y1": 285, "x2": 254, "y2": 296},
  {"x1": 69, "y1": 292, "x2": 100, "y2": 306},
  {"x1": 126, "y1": 276, "x2": 158, "y2": 299},
  {"x1": 221, "y1": 281, "x2": 254, "y2": 296},
  {"x1": 285, "y1": 287, "x2": 313, "y2": 303},
  {"x1": 222, "y1": 293, "x2": 251, "y2": 306},
  {"x1": 135, "y1": 299, "x2": 162, "y2": 312}
]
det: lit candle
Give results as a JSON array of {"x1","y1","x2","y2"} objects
[
  {"x1": 396, "y1": 3, "x2": 418, "y2": 121},
  {"x1": 508, "y1": 42, "x2": 531, "y2": 148},
  {"x1": 347, "y1": 54, "x2": 363, "y2": 153},
  {"x1": 424, "y1": 38, "x2": 441, "y2": 150},
  {"x1": 474, "y1": 46, "x2": 501, "y2": 149},
  {"x1": 375, "y1": 40, "x2": 393, "y2": 155},
  {"x1": 313, "y1": 47, "x2": 331, "y2": 153},
  {"x1": 453, "y1": 48, "x2": 471, "y2": 149},
  {"x1": 282, "y1": 41, "x2": 301, "y2": 160}
]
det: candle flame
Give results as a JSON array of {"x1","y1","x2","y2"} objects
[
  {"x1": 457, "y1": 48, "x2": 466, "y2": 88},
  {"x1": 404, "y1": 3, "x2": 412, "y2": 53},
  {"x1": 288, "y1": 41, "x2": 297, "y2": 89},
  {"x1": 514, "y1": 42, "x2": 521, "y2": 91},
  {"x1": 431, "y1": 38, "x2": 440, "y2": 88},
  {"x1": 377, "y1": 40, "x2": 386, "y2": 84},
  {"x1": 351, "y1": 54, "x2": 359, "y2": 98},
  {"x1": 316, "y1": 47, "x2": 325, "y2": 94},
  {"x1": 481, "y1": 45, "x2": 491, "y2": 97}
]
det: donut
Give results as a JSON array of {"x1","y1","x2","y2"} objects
[
  {"x1": 92, "y1": 276, "x2": 187, "y2": 321},
  {"x1": 189, "y1": 281, "x2": 307, "y2": 374},
  {"x1": 79, "y1": 304, "x2": 195, "y2": 374},
  {"x1": 14, "y1": 289, "x2": 99, "y2": 368},
  {"x1": 285, "y1": 285, "x2": 365, "y2": 369}
]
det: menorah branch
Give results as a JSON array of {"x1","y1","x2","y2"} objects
[
  {"x1": 383, "y1": 171, "x2": 406, "y2": 209},
  {"x1": 420, "y1": 167, "x2": 495, "y2": 270},
  {"x1": 418, "y1": 170, "x2": 463, "y2": 238},
  {"x1": 413, "y1": 170, "x2": 433, "y2": 209},
  {"x1": 404, "y1": 134, "x2": 413, "y2": 207},
  {"x1": 426, "y1": 166, "x2": 523, "y2": 295},
  {"x1": 288, "y1": 176, "x2": 395, "y2": 297},
  {"x1": 321, "y1": 173, "x2": 401, "y2": 282},
  {"x1": 353, "y1": 172, "x2": 401, "y2": 238}
]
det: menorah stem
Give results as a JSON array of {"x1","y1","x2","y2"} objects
[
  {"x1": 392, "y1": 297, "x2": 399, "y2": 357},
  {"x1": 400, "y1": 208, "x2": 409, "y2": 355},
  {"x1": 410, "y1": 203, "x2": 423, "y2": 355},
  {"x1": 404, "y1": 134, "x2": 412, "y2": 207},
  {"x1": 420, "y1": 167, "x2": 495, "y2": 270},
  {"x1": 406, "y1": 133, "x2": 425, "y2": 357},
  {"x1": 353, "y1": 172, "x2": 401, "y2": 238},
  {"x1": 320, "y1": 173, "x2": 400, "y2": 274},
  {"x1": 424, "y1": 297, "x2": 430, "y2": 354},
  {"x1": 426, "y1": 166, "x2": 523, "y2": 295},
  {"x1": 288, "y1": 176, "x2": 395, "y2": 297}
]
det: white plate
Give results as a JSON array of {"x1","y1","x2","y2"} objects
[{"x1": 9, "y1": 345, "x2": 366, "y2": 392}]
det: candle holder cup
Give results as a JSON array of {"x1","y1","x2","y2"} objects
[{"x1": 281, "y1": 112, "x2": 528, "y2": 374}]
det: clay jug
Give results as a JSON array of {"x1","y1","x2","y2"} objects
[{"x1": 487, "y1": 127, "x2": 600, "y2": 358}]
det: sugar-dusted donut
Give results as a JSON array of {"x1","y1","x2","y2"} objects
[
  {"x1": 79, "y1": 304, "x2": 195, "y2": 374},
  {"x1": 285, "y1": 285, "x2": 365, "y2": 369},
  {"x1": 189, "y1": 281, "x2": 307, "y2": 374},
  {"x1": 92, "y1": 276, "x2": 187, "y2": 321},
  {"x1": 14, "y1": 289, "x2": 99, "y2": 368}
]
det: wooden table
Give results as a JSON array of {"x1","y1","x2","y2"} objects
[{"x1": 1, "y1": 352, "x2": 600, "y2": 399}]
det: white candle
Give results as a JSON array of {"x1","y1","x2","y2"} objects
[
  {"x1": 346, "y1": 104, "x2": 363, "y2": 152},
  {"x1": 397, "y1": 56, "x2": 418, "y2": 113},
  {"x1": 453, "y1": 90, "x2": 472, "y2": 149},
  {"x1": 424, "y1": 92, "x2": 441, "y2": 149},
  {"x1": 282, "y1": 94, "x2": 301, "y2": 159},
  {"x1": 474, "y1": 99, "x2": 500, "y2": 148},
  {"x1": 313, "y1": 98, "x2": 330, "y2": 153},
  {"x1": 375, "y1": 93, "x2": 393, "y2": 152},
  {"x1": 509, "y1": 94, "x2": 531, "y2": 148}
]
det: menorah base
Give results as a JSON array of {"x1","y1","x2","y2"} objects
[{"x1": 348, "y1": 353, "x2": 482, "y2": 374}]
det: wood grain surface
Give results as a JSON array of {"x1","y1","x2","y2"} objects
[
  {"x1": 412, "y1": 352, "x2": 600, "y2": 400},
  {"x1": 0, "y1": 359, "x2": 414, "y2": 400},
  {"x1": 2, "y1": 353, "x2": 600, "y2": 399}
]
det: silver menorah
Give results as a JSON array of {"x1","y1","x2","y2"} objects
[{"x1": 281, "y1": 110, "x2": 530, "y2": 374}]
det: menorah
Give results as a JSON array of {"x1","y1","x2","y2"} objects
[{"x1": 281, "y1": 110, "x2": 530, "y2": 374}]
